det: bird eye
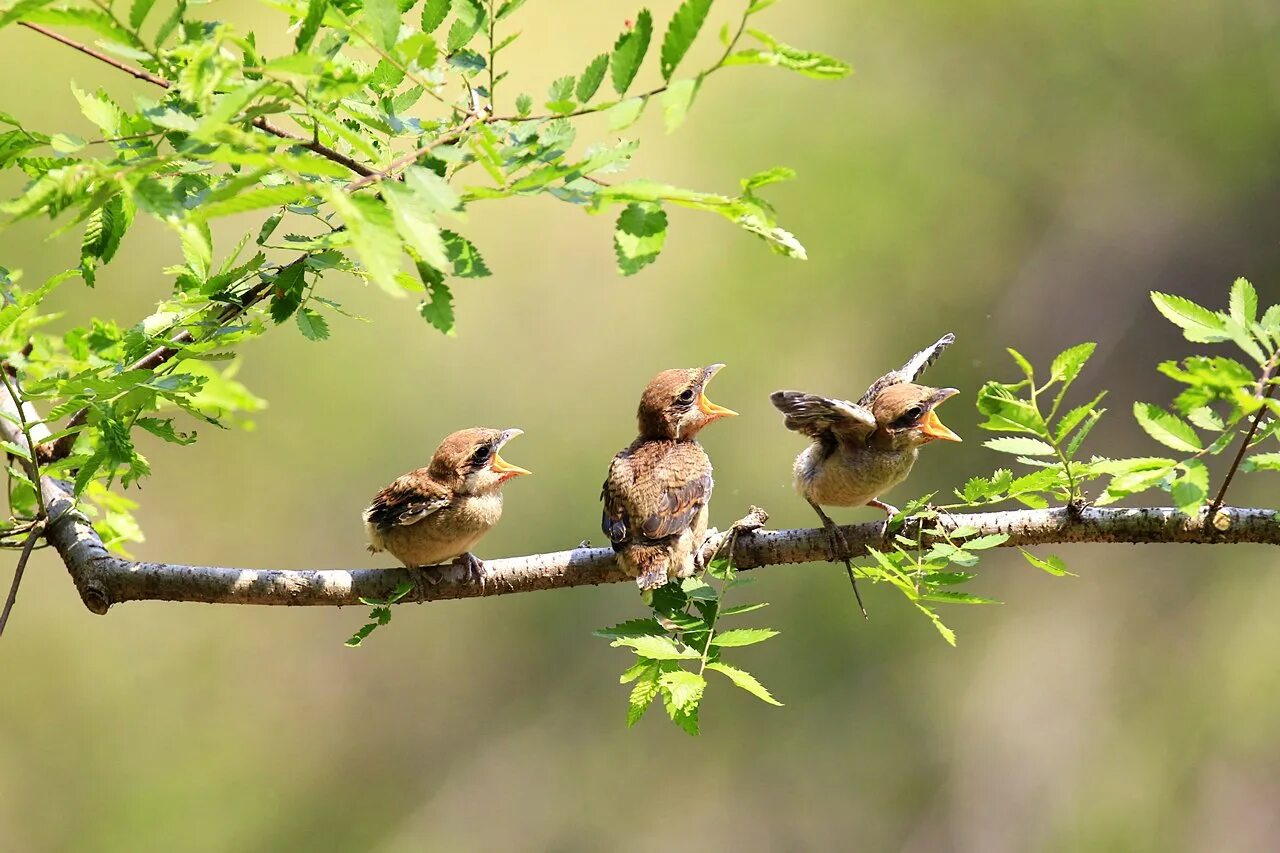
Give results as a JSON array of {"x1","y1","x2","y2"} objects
[
  {"x1": 470, "y1": 446, "x2": 492, "y2": 466},
  {"x1": 905, "y1": 406, "x2": 924, "y2": 422},
  {"x1": 677, "y1": 389, "x2": 696, "y2": 404}
]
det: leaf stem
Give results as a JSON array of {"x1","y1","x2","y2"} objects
[{"x1": 1206, "y1": 353, "x2": 1279, "y2": 527}]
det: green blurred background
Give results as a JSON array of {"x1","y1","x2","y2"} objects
[{"x1": 3, "y1": 0, "x2": 1280, "y2": 850}]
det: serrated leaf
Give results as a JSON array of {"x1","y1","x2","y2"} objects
[
  {"x1": 1242, "y1": 451, "x2": 1280, "y2": 473},
  {"x1": 196, "y1": 184, "x2": 316, "y2": 221},
  {"x1": 384, "y1": 181, "x2": 449, "y2": 272},
  {"x1": 626, "y1": 665, "x2": 662, "y2": 726},
  {"x1": 577, "y1": 53, "x2": 608, "y2": 101},
  {"x1": 416, "y1": 261, "x2": 455, "y2": 333},
  {"x1": 1019, "y1": 549, "x2": 1071, "y2": 576},
  {"x1": 705, "y1": 661, "x2": 782, "y2": 706},
  {"x1": 514, "y1": 92, "x2": 532, "y2": 116},
  {"x1": 659, "y1": 0, "x2": 711, "y2": 81},
  {"x1": 611, "y1": 9, "x2": 653, "y2": 95},
  {"x1": 364, "y1": 0, "x2": 400, "y2": 50},
  {"x1": 661, "y1": 77, "x2": 698, "y2": 132},
  {"x1": 1150, "y1": 291, "x2": 1229, "y2": 342},
  {"x1": 612, "y1": 634, "x2": 700, "y2": 659},
  {"x1": 613, "y1": 202, "x2": 666, "y2": 275},
  {"x1": 268, "y1": 262, "x2": 307, "y2": 323},
  {"x1": 1229, "y1": 277, "x2": 1257, "y2": 326},
  {"x1": 1133, "y1": 402, "x2": 1202, "y2": 452},
  {"x1": 441, "y1": 230, "x2": 490, "y2": 277},
  {"x1": 545, "y1": 74, "x2": 576, "y2": 114},
  {"x1": 295, "y1": 306, "x2": 329, "y2": 341},
  {"x1": 446, "y1": 0, "x2": 484, "y2": 52},
  {"x1": 296, "y1": 0, "x2": 328, "y2": 50},
  {"x1": 1050, "y1": 342, "x2": 1095, "y2": 386},
  {"x1": 594, "y1": 617, "x2": 667, "y2": 639},
  {"x1": 658, "y1": 670, "x2": 705, "y2": 712},
  {"x1": 323, "y1": 190, "x2": 402, "y2": 293},
  {"x1": 607, "y1": 96, "x2": 646, "y2": 130},
  {"x1": 710, "y1": 628, "x2": 778, "y2": 647},
  {"x1": 420, "y1": 0, "x2": 448, "y2": 32},
  {"x1": 1172, "y1": 459, "x2": 1209, "y2": 516},
  {"x1": 724, "y1": 31, "x2": 851, "y2": 79},
  {"x1": 983, "y1": 436, "x2": 1057, "y2": 456}
]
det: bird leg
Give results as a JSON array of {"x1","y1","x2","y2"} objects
[
  {"x1": 806, "y1": 499, "x2": 867, "y2": 619},
  {"x1": 867, "y1": 498, "x2": 899, "y2": 542},
  {"x1": 452, "y1": 552, "x2": 489, "y2": 592}
]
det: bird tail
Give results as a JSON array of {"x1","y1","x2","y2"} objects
[
  {"x1": 619, "y1": 543, "x2": 673, "y2": 592},
  {"x1": 635, "y1": 562, "x2": 670, "y2": 591}
]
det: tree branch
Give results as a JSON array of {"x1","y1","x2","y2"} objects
[
  {"x1": 17, "y1": 455, "x2": 1280, "y2": 613},
  {"x1": 19, "y1": 21, "x2": 377, "y2": 179}
]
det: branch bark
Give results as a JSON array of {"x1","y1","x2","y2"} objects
[{"x1": 20, "y1": 460, "x2": 1280, "y2": 613}]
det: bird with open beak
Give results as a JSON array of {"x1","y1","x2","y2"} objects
[
  {"x1": 602, "y1": 365, "x2": 738, "y2": 593},
  {"x1": 770, "y1": 334, "x2": 962, "y2": 615},
  {"x1": 364, "y1": 427, "x2": 531, "y2": 581}
]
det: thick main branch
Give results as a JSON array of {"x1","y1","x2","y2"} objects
[{"x1": 3, "y1": 386, "x2": 1277, "y2": 615}]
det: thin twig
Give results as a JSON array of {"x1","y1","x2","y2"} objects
[
  {"x1": 345, "y1": 116, "x2": 481, "y2": 193},
  {"x1": 1206, "y1": 356, "x2": 1279, "y2": 528},
  {"x1": 0, "y1": 525, "x2": 42, "y2": 637}
]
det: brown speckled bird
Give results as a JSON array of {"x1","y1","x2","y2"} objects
[
  {"x1": 771, "y1": 334, "x2": 961, "y2": 614},
  {"x1": 602, "y1": 365, "x2": 738, "y2": 593},
  {"x1": 364, "y1": 427, "x2": 530, "y2": 580}
]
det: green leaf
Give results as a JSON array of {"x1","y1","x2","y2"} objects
[
  {"x1": 323, "y1": 190, "x2": 402, "y2": 293},
  {"x1": 658, "y1": 670, "x2": 705, "y2": 712},
  {"x1": 420, "y1": 0, "x2": 448, "y2": 32},
  {"x1": 610, "y1": 9, "x2": 653, "y2": 95},
  {"x1": 577, "y1": 53, "x2": 609, "y2": 101},
  {"x1": 0, "y1": 0, "x2": 57, "y2": 29},
  {"x1": 545, "y1": 74, "x2": 576, "y2": 114},
  {"x1": 659, "y1": 0, "x2": 711, "y2": 81},
  {"x1": 1050, "y1": 342, "x2": 1095, "y2": 386},
  {"x1": 446, "y1": 0, "x2": 484, "y2": 52},
  {"x1": 384, "y1": 181, "x2": 449, "y2": 272},
  {"x1": 416, "y1": 261, "x2": 455, "y2": 334},
  {"x1": 1054, "y1": 391, "x2": 1107, "y2": 442},
  {"x1": 983, "y1": 437, "x2": 1057, "y2": 456},
  {"x1": 594, "y1": 618, "x2": 666, "y2": 639},
  {"x1": 295, "y1": 306, "x2": 329, "y2": 341},
  {"x1": 515, "y1": 92, "x2": 532, "y2": 116},
  {"x1": 1229, "y1": 277, "x2": 1258, "y2": 326},
  {"x1": 611, "y1": 635, "x2": 700, "y2": 660},
  {"x1": 626, "y1": 664, "x2": 662, "y2": 726},
  {"x1": 1019, "y1": 549, "x2": 1071, "y2": 576},
  {"x1": 706, "y1": 661, "x2": 783, "y2": 706},
  {"x1": 364, "y1": 0, "x2": 401, "y2": 50},
  {"x1": 1172, "y1": 459, "x2": 1209, "y2": 516},
  {"x1": 613, "y1": 202, "x2": 666, "y2": 275},
  {"x1": 1133, "y1": 402, "x2": 1202, "y2": 452},
  {"x1": 441, "y1": 230, "x2": 490, "y2": 277},
  {"x1": 957, "y1": 533, "x2": 1008, "y2": 550},
  {"x1": 1242, "y1": 451, "x2": 1280, "y2": 473},
  {"x1": 196, "y1": 184, "x2": 317, "y2": 221},
  {"x1": 1150, "y1": 291, "x2": 1229, "y2": 343},
  {"x1": 606, "y1": 96, "x2": 647, "y2": 130},
  {"x1": 719, "y1": 601, "x2": 768, "y2": 617},
  {"x1": 661, "y1": 77, "x2": 698, "y2": 132},
  {"x1": 296, "y1": 0, "x2": 328, "y2": 50},
  {"x1": 710, "y1": 628, "x2": 778, "y2": 648},
  {"x1": 725, "y1": 31, "x2": 851, "y2": 79},
  {"x1": 268, "y1": 262, "x2": 307, "y2": 323}
]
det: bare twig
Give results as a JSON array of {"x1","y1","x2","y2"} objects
[
  {"x1": 0, "y1": 525, "x2": 42, "y2": 637},
  {"x1": 344, "y1": 116, "x2": 481, "y2": 193}
]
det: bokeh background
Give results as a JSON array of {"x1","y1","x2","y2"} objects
[{"x1": 2, "y1": 0, "x2": 1280, "y2": 850}]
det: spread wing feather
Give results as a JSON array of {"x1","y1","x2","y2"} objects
[
  {"x1": 770, "y1": 391, "x2": 877, "y2": 445},
  {"x1": 364, "y1": 472, "x2": 451, "y2": 531},
  {"x1": 859, "y1": 333, "x2": 955, "y2": 406}
]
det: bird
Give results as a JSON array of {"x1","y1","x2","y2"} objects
[
  {"x1": 602, "y1": 365, "x2": 738, "y2": 594},
  {"x1": 363, "y1": 427, "x2": 531, "y2": 582},
  {"x1": 770, "y1": 334, "x2": 962, "y2": 615}
]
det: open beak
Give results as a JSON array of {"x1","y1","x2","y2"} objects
[
  {"x1": 697, "y1": 363, "x2": 738, "y2": 419},
  {"x1": 490, "y1": 429, "x2": 532, "y2": 478},
  {"x1": 919, "y1": 394, "x2": 962, "y2": 443}
]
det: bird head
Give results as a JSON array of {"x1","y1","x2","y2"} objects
[
  {"x1": 870, "y1": 384, "x2": 962, "y2": 450},
  {"x1": 636, "y1": 364, "x2": 738, "y2": 441},
  {"x1": 429, "y1": 427, "x2": 531, "y2": 494}
]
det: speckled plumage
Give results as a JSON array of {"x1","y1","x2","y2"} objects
[
  {"x1": 364, "y1": 427, "x2": 529, "y2": 570},
  {"x1": 602, "y1": 366, "x2": 736, "y2": 591}
]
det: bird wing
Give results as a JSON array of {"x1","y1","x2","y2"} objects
[
  {"x1": 363, "y1": 471, "x2": 452, "y2": 531},
  {"x1": 858, "y1": 333, "x2": 955, "y2": 406},
  {"x1": 770, "y1": 391, "x2": 877, "y2": 445},
  {"x1": 602, "y1": 442, "x2": 712, "y2": 545}
]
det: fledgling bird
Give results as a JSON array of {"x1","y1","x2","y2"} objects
[
  {"x1": 771, "y1": 334, "x2": 962, "y2": 615},
  {"x1": 602, "y1": 365, "x2": 738, "y2": 593},
  {"x1": 363, "y1": 427, "x2": 530, "y2": 580}
]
